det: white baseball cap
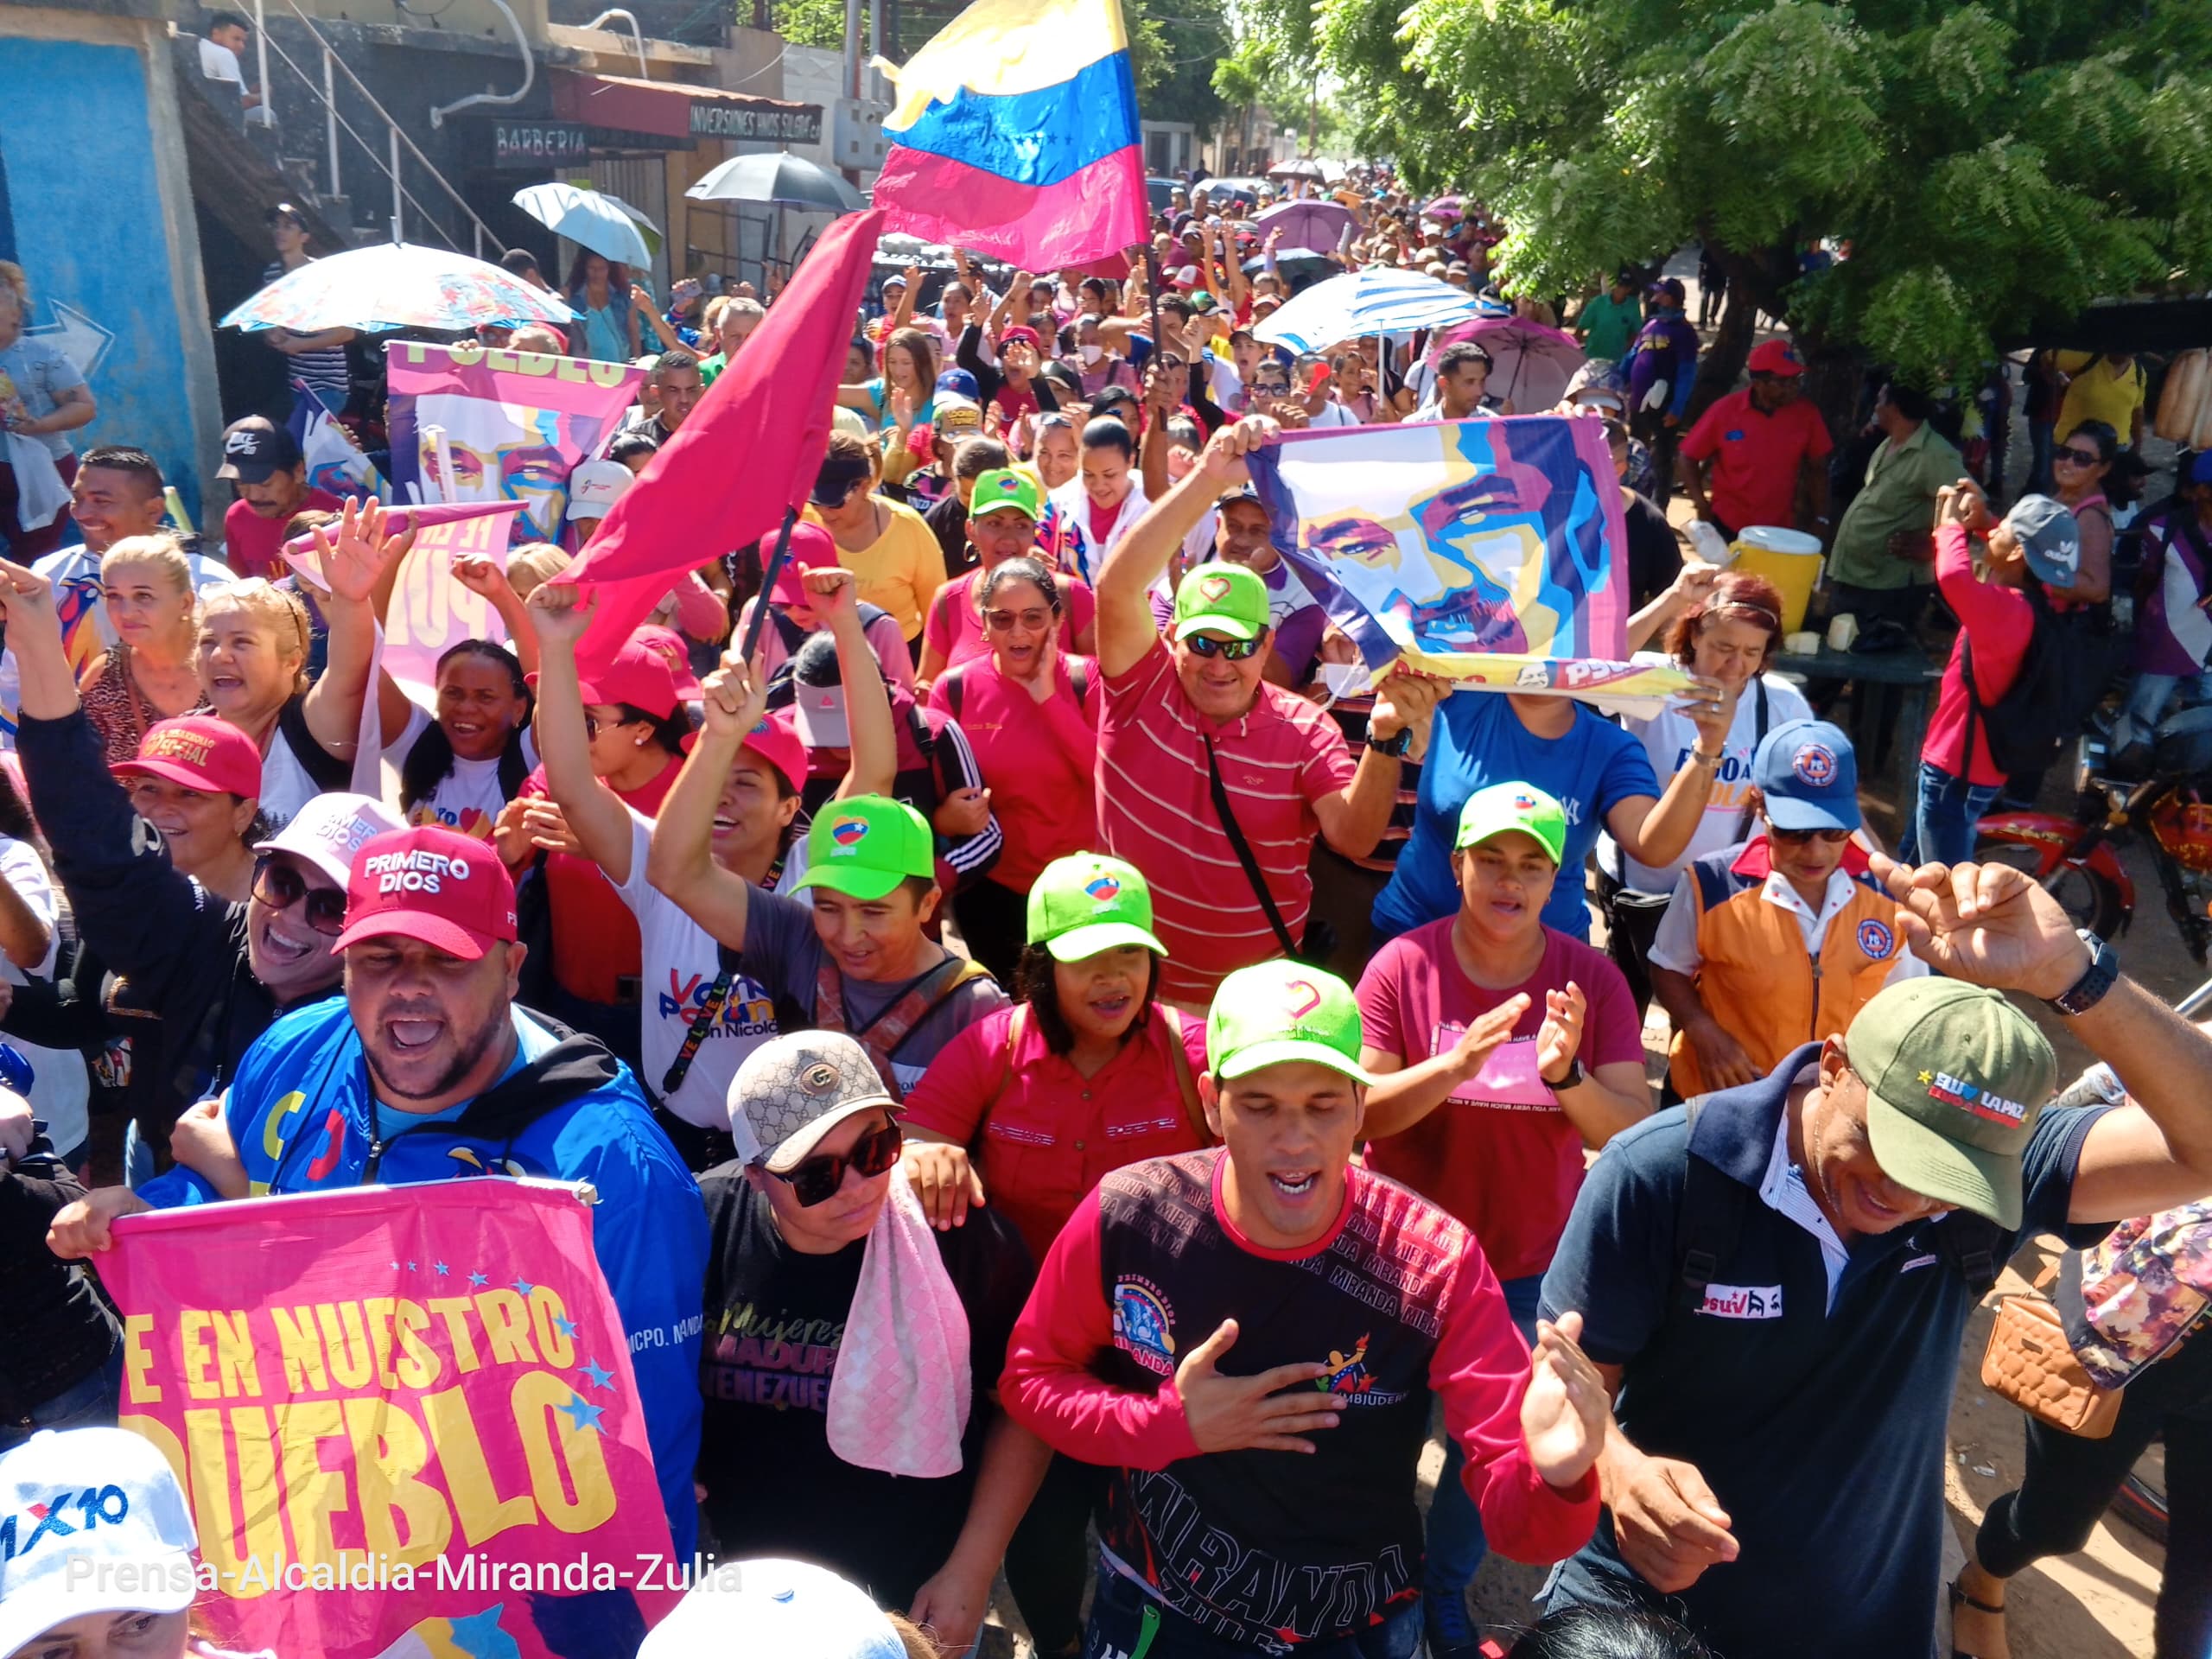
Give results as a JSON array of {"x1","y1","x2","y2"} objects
[
  {"x1": 253, "y1": 791, "x2": 405, "y2": 887},
  {"x1": 0, "y1": 1429, "x2": 200, "y2": 1659},
  {"x1": 567, "y1": 459, "x2": 635, "y2": 522},
  {"x1": 639, "y1": 1558, "x2": 906, "y2": 1659}
]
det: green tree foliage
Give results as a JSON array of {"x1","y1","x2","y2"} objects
[
  {"x1": 769, "y1": 0, "x2": 846, "y2": 50},
  {"x1": 1238, "y1": 0, "x2": 2212, "y2": 385}
]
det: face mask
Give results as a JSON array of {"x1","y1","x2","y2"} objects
[
  {"x1": 1080, "y1": 343, "x2": 1104, "y2": 365},
  {"x1": 1316, "y1": 662, "x2": 1370, "y2": 708}
]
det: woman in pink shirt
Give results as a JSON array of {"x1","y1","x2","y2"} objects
[
  {"x1": 1907, "y1": 482, "x2": 2081, "y2": 863},
  {"x1": 899, "y1": 851, "x2": 1209, "y2": 1659},
  {"x1": 927, "y1": 554, "x2": 1101, "y2": 980}
]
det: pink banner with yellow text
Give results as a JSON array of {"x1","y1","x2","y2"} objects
[{"x1": 101, "y1": 1181, "x2": 677, "y2": 1659}]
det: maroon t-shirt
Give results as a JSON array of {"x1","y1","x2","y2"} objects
[{"x1": 1356, "y1": 921, "x2": 1643, "y2": 1281}]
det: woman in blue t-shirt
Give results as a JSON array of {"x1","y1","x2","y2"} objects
[{"x1": 1373, "y1": 686, "x2": 1732, "y2": 944}]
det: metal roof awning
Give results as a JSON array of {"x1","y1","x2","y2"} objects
[{"x1": 552, "y1": 73, "x2": 821, "y2": 146}]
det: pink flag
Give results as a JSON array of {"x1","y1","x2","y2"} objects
[
  {"x1": 564, "y1": 208, "x2": 885, "y2": 673},
  {"x1": 99, "y1": 1181, "x2": 678, "y2": 1659}
]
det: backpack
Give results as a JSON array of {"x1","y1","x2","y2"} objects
[
  {"x1": 938, "y1": 657, "x2": 1091, "y2": 721},
  {"x1": 1674, "y1": 1096, "x2": 2005, "y2": 1316},
  {"x1": 1959, "y1": 582, "x2": 2102, "y2": 776}
]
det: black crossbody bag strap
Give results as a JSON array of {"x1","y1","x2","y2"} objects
[
  {"x1": 1204, "y1": 733, "x2": 1300, "y2": 959},
  {"x1": 1732, "y1": 677, "x2": 1770, "y2": 841}
]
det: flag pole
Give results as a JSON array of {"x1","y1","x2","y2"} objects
[
  {"x1": 1141, "y1": 242, "x2": 1166, "y2": 406},
  {"x1": 739, "y1": 504, "x2": 801, "y2": 664}
]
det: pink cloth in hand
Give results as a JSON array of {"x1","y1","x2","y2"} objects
[{"x1": 825, "y1": 1166, "x2": 972, "y2": 1478}]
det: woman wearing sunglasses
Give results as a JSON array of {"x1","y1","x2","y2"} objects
[
  {"x1": 1648, "y1": 719, "x2": 1925, "y2": 1100},
  {"x1": 2050, "y1": 417, "x2": 2141, "y2": 610},
  {"x1": 0, "y1": 544, "x2": 410, "y2": 1182},
  {"x1": 696, "y1": 1030, "x2": 1039, "y2": 1659},
  {"x1": 898, "y1": 852, "x2": 1209, "y2": 1659}
]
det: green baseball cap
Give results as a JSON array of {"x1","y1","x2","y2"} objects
[
  {"x1": 792, "y1": 795, "x2": 937, "y2": 901},
  {"x1": 1847, "y1": 977, "x2": 2057, "y2": 1230},
  {"x1": 1207, "y1": 959, "x2": 1373, "y2": 1084},
  {"x1": 969, "y1": 467, "x2": 1042, "y2": 522},
  {"x1": 1453, "y1": 781, "x2": 1568, "y2": 865},
  {"x1": 1027, "y1": 853, "x2": 1167, "y2": 961},
  {"x1": 1173, "y1": 562, "x2": 1270, "y2": 644}
]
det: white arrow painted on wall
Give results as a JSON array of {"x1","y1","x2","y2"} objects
[{"x1": 29, "y1": 302, "x2": 115, "y2": 378}]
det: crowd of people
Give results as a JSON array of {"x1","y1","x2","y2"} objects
[{"x1": 0, "y1": 155, "x2": 2207, "y2": 1659}]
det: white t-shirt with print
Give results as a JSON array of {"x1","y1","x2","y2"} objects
[
  {"x1": 386, "y1": 705, "x2": 539, "y2": 841},
  {"x1": 1599, "y1": 656, "x2": 1815, "y2": 893},
  {"x1": 614, "y1": 810, "x2": 785, "y2": 1128}
]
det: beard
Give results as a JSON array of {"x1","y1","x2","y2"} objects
[{"x1": 364, "y1": 999, "x2": 511, "y2": 1103}]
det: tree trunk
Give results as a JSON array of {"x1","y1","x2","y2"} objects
[{"x1": 1687, "y1": 243, "x2": 1788, "y2": 423}]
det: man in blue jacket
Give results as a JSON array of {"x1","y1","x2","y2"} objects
[
  {"x1": 49, "y1": 824, "x2": 709, "y2": 1556},
  {"x1": 1626, "y1": 278, "x2": 1700, "y2": 507}
]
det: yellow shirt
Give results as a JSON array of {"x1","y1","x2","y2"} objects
[
  {"x1": 2054, "y1": 353, "x2": 2145, "y2": 445},
  {"x1": 804, "y1": 497, "x2": 945, "y2": 637}
]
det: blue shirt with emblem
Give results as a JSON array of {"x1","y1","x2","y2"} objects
[
  {"x1": 137, "y1": 999, "x2": 709, "y2": 1557},
  {"x1": 1537, "y1": 1046, "x2": 2108, "y2": 1658}
]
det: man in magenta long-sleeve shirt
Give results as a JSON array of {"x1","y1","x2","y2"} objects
[
  {"x1": 999, "y1": 959, "x2": 1607, "y2": 1657},
  {"x1": 1906, "y1": 483, "x2": 2081, "y2": 864}
]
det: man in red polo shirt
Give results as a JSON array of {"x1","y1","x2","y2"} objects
[
  {"x1": 1676, "y1": 339, "x2": 1834, "y2": 541},
  {"x1": 1091, "y1": 416, "x2": 1443, "y2": 1009}
]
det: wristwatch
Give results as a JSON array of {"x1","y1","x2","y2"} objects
[
  {"x1": 1366, "y1": 725, "x2": 1413, "y2": 758},
  {"x1": 2044, "y1": 930, "x2": 2120, "y2": 1018},
  {"x1": 1548, "y1": 1057, "x2": 1586, "y2": 1092}
]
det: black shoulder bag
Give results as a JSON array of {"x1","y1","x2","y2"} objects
[{"x1": 1203, "y1": 734, "x2": 1335, "y2": 968}]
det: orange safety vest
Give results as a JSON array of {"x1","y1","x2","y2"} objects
[{"x1": 1669, "y1": 839, "x2": 1909, "y2": 1097}]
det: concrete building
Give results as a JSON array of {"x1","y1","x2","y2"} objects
[{"x1": 0, "y1": 0, "x2": 226, "y2": 530}]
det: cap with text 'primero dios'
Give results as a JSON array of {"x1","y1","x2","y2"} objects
[
  {"x1": 792, "y1": 794, "x2": 936, "y2": 902},
  {"x1": 1849, "y1": 976, "x2": 2057, "y2": 1230},
  {"x1": 1207, "y1": 959, "x2": 1372, "y2": 1085}
]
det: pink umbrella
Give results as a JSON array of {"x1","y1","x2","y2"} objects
[
  {"x1": 1255, "y1": 197, "x2": 1355, "y2": 255},
  {"x1": 1425, "y1": 194, "x2": 1464, "y2": 222},
  {"x1": 1431, "y1": 315, "x2": 1586, "y2": 411}
]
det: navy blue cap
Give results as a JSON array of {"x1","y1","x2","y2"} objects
[
  {"x1": 1753, "y1": 718, "x2": 1861, "y2": 833},
  {"x1": 934, "y1": 367, "x2": 981, "y2": 401}
]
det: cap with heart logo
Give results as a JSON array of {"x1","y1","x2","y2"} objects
[
  {"x1": 1171, "y1": 561, "x2": 1269, "y2": 645},
  {"x1": 1206, "y1": 959, "x2": 1373, "y2": 1084}
]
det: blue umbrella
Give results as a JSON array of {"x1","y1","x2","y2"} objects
[
  {"x1": 513, "y1": 182, "x2": 658, "y2": 269},
  {"x1": 1251, "y1": 268, "x2": 1481, "y2": 355}
]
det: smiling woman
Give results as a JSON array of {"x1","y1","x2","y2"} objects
[{"x1": 79, "y1": 536, "x2": 208, "y2": 763}]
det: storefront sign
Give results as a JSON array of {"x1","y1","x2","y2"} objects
[
  {"x1": 492, "y1": 119, "x2": 591, "y2": 168},
  {"x1": 689, "y1": 101, "x2": 822, "y2": 143}
]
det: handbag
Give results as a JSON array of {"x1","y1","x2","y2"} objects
[
  {"x1": 1980, "y1": 1280, "x2": 2123, "y2": 1440},
  {"x1": 1203, "y1": 734, "x2": 1336, "y2": 968}
]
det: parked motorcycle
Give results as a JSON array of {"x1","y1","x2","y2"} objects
[{"x1": 1976, "y1": 705, "x2": 2212, "y2": 964}]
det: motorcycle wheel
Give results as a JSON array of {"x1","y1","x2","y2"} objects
[{"x1": 1974, "y1": 837, "x2": 2126, "y2": 939}]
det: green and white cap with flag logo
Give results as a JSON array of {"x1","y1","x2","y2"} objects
[
  {"x1": 1027, "y1": 852, "x2": 1167, "y2": 961},
  {"x1": 792, "y1": 795, "x2": 937, "y2": 902},
  {"x1": 1849, "y1": 976, "x2": 2058, "y2": 1230},
  {"x1": 1206, "y1": 959, "x2": 1373, "y2": 1084}
]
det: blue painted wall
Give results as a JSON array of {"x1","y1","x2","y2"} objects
[{"x1": 0, "y1": 36, "x2": 210, "y2": 524}]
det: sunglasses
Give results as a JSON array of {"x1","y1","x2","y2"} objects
[
  {"x1": 984, "y1": 608, "x2": 1052, "y2": 632},
  {"x1": 772, "y1": 1119, "x2": 902, "y2": 1207},
  {"x1": 1768, "y1": 825, "x2": 1852, "y2": 846},
  {"x1": 1252, "y1": 380, "x2": 1292, "y2": 396},
  {"x1": 251, "y1": 856, "x2": 347, "y2": 936},
  {"x1": 1184, "y1": 633, "x2": 1262, "y2": 660},
  {"x1": 582, "y1": 711, "x2": 637, "y2": 741},
  {"x1": 2056, "y1": 447, "x2": 2102, "y2": 467}
]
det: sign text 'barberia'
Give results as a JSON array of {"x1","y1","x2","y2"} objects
[{"x1": 393, "y1": 340, "x2": 632, "y2": 389}]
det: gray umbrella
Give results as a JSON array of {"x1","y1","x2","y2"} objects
[{"x1": 686, "y1": 152, "x2": 866, "y2": 213}]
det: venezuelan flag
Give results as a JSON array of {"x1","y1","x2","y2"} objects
[{"x1": 870, "y1": 0, "x2": 1149, "y2": 270}]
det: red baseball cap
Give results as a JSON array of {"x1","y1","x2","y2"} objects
[
  {"x1": 112, "y1": 716, "x2": 263, "y2": 798},
  {"x1": 767, "y1": 522, "x2": 841, "y2": 608},
  {"x1": 1747, "y1": 338, "x2": 1806, "y2": 377},
  {"x1": 331, "y1": 826, "x2": 519, "y2": 961},
  {"x1": 998, "y1": 324, "x2": 1043, "y2": 353},
  {"x1": 575, "y1": 635, "x2": 701, "y2": 721},
  {"x1": 682, "y1": 706, "x2": 808, "y2": 795}
]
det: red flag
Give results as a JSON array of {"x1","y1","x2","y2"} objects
[{"x1": 567, "y1": 207, "x2": 884, "y2": 671}]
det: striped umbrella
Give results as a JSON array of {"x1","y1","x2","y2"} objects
[
  {"x1": 1251, "y1": 268, "x2": 1481, "y2": 355},
  {"x1": 220, "y1": 242, "x2": 577, "y2": 334}
]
